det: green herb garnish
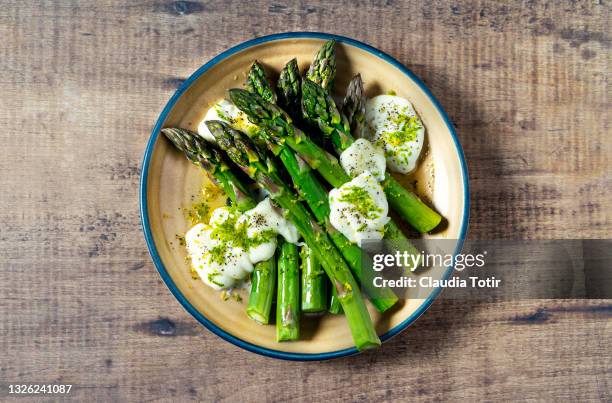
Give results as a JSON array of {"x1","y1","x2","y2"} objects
[{"x1": 338, "y1": 186, "x2": 382, "y2": 220}]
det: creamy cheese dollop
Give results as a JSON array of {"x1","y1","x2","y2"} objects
[
  {"x1": 237, "y1": 198, "x2": 299, "y2": 262},
  {"x1": 185, "y1": 212, "x2": 252, "y2": 290},
  {"x1": 339, "y1": 138, "x2": 386, "y2": 181},
  {"x1": 329, "y1": 171, "x2": 390, "y2": 246},
  {"x1": 365, "y1": 95, "x2": 425, "y2": 174},
  {"x1": 198, "y1": 99, "x2": 259, "y2": 141},
  {"x1": 185, "y1": 198, "x2": 298, "y2": 290}
]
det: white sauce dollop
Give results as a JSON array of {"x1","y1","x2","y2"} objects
[
  {"x1": 198, "y1": 99, "x2": 260, "y2": 141},
  {"x1": 329, "y1": 171, "x2": 390, "y2": 246},
  {"x1": 185, "y1": 214, "x2": 252, "y2": 290},
  {"x1": 339, "y1": 138, "x2": 386, "y2": 181},
  {"x1": 185, "y1": 198, "x2": 298, "y2": 290},
  {"x1": 365, "y1": 95, "x2": 425, "y2": 174},
  {"x1": 237, "y1": 198, "x2": 299, "y2": 262}
]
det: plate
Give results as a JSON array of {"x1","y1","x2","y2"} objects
[{"x1": 140, "y1": 32, "x2": 469, "y2": 360}]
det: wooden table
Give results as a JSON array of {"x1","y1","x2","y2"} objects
[{"x1": 1, "y1": 1, "x2": 609, "y2": 401}]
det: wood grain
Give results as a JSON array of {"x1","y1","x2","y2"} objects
[{"x1": 0, "y1": 0, "x2": 609, "y2": 401}]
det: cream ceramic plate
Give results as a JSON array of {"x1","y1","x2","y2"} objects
[{"x1": 140, "y1": 33, "x2": 469, "y2": 360}]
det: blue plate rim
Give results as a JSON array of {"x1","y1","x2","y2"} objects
[{"x1": 139, "y1": 31, "x2": 470, "y2": 361}]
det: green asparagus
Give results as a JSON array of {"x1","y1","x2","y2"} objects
[
  {"x1": 342, "y1": 74, "x2": 367, "y2": 139},
  {"x1": 300, "y1": 244, "x2": 327, "y2": 313},
  {"x1": 306, "y1": 40, "x2": 336, "y2": 92},
  {"x1": 247, "y1": 256, "x2": 277, "y2": 324},
  {"x1": 206, "y1": 120, "x2": 381, "y2": 350},
  {"x1": 276, "y1": 58, "x2": 302, "y2": 119},
  {"x1": 161, "y1": 128, "x2": 256, "y2": 212},
  {"x1": 246, "y1": 61, "x2": 276, "y2": 104},
  {"x1": 277, "y1": 240, "x2": 300, "y2": 340}
]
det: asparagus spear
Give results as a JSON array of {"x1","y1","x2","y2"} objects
[
  {"x1": 342, "y1": 74, "x2": 366, "y2": 139},
  {"x1": 242, "y1": 68, "x2": 398, "y2": 312},
  {"x1": 276, "y1": 58, "x2": 302, "y2": 119},
  {"x1": 247, "y1": 254, "x2": 276, "y2": 324},
  {"x1": 161, "y1": 128, "x2": 276, "y2": 325},
  {"x1": 206, "y1": 120, "x2": 381, "y2": 350},
  {"x1": 277, "y1": 240, "x2": 300, "y2": 340},
  {"x1": 246, "y1": 61, "x2": 277, "y2": 104},
  {"x1": 301, "y1": 79, "x2": 443, "y2": 233},
  {"x1": 306, "y1": 40, "x2": 336, "y2": 92},
  {"x1": 161, "y1": 128, "x2": 256, "y2": 212},
  {"x1": 300, "y1": 244, "x2": 327, "y2": 313}
]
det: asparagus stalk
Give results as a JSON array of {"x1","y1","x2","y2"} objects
[
  {"x1": 300, "y1": 244, "x2": 327, "y2": 313},
  {"x1": 242, "y1": 68, "x2": 398, "y2": 312},
  {"x1": 342, "y1": 74, "x2": 367, "y2": 139},
  {"x1": 246, "y1": 61, "x2": 277, "y2": 104},
  {"x1": 206, "y1": 120, "x2": 381, "y2": 350},
  {"x1": 306, "y1": 40, "x2": 336, "y2": 92},
  {"x1": 301, "y1": 79, "x2": 443, "y2": 233},
  {"x1": 277, "y1": 240, "x2": 300, "y2": 340},
  {"x1": 161, "y1": 128, "x2": 256, "y2": 212},
  {"x1": 276, "y1": 58, "x2": 302, "y2": 119},
  {"x1": 247, "y1": 255, "x2": 277, "y2": 324},
  {"x1": 161, "y1": 128, "x2": 276, "y2": 324}
]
